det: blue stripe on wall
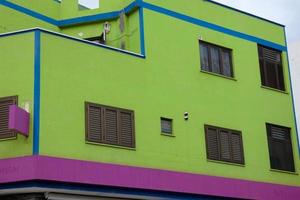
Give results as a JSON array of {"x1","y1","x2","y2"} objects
[
  {"x1": 33, "y1": 30, "x2": 41, "y2": 155},
  {"x1": 58, "y1": 11, "x2": 120, "y2": 27},
  {"x1": 0, "y1": 28, "x2": 145, "y2": 58},
  {"x1": 58, "y1": 1, "x2": 138, "y2": 26},
  {"x1": 0, "y1": 0, "x2": 58, "y2": 25},
  {"x1": 124, "y1": 1, "x2": 139, "y2": 14},
  {"x1": 0, "y1": 0, "x2": 287, "y2": 52},
  {"x1": 138, "y1": 6, "x2": 146, "y2": 56},
  {"x1": 141, "y1": 2, "x2": 287, "y2": 52}
]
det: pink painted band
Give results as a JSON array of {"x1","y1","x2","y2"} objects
[
  {"x1": 0, "y1": 155, "x2": 299, "y2": 199},
  {"x1": 8, "y1": 105, "x2": 30, "y2": 136}
]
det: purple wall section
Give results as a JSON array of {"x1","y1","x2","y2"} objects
[
  {"x1": 8, "y1": 105, "x2": 30, "y2": 136},
  {"x1": 0, "y1": 156, "x2": 300, "y2": 199},
  {"x1": 0, "y1": 156, "x2": 36, "y2": 183}
]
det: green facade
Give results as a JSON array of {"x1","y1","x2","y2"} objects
[{"x1": 0, "y1": 0, "x2": 299, "y2": 196}]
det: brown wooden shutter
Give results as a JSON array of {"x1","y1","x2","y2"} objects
[
  {"x1": 219, "y1": 130, "x2": 231, "y2": 161},
  {"x1": 119, "y1": 111, "x2": 134, "y2": 147},
  {"x1": 267, "y1": 124, "x2": 295, "y2": 172},
  {"x1": 231, "y1": 132, "x2": 244, "y2": 163},
  {"x1": 86, "y1": 104, "x2": 102, "y2": 142},
  {"x1": 205, "y1": 125, "x2": 244, "y2": 164},
  {"x1": 258, "y1": 45, "x2": 284, "y2": 90},
  {"x1": 0, "y1": 96, "x2": 17, "y2": 139},
  {"x1": 85, "y1": 102, "x2": 135, "y2": 148},
  {"x1": 104, "y1": 108, "x2": 118, "y2": 145},
  {"x1": 205, "y1": 126, "x2": 219, "y2": 160},
  {"x1": 263, "y1": 47, "x2": 281, "y2": 63}
]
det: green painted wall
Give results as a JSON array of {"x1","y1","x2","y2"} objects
[
  {"x1": 60, "y1": 9, "x2": 141, "y2": 53},
  {"x1": 0, "y1": 33, "x2": 34, "y2": 158},
  {"x1": 7, "y1": 0, "x2": 60, "y2": 19},
  {"x1": 0, "y1": 6, "x2": 58, "y2": 34},
  {"x1": 60, "y1": 0, "x2": 133, "y2": 19},
  {"x1": 38, "y1": 6, "x2": 299, "y2": 186},
  {"x1": 0, "y1": 0, "x2": 299, "y2": 189},
  {"x1": 145, "y1": 0, "x2": 286, "y2": 45}
]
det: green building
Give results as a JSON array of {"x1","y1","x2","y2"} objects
[{"x1": 0, "y1": 0, "x2": 299, "y2": 199}]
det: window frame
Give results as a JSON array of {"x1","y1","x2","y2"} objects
[
  {"x1": 85, "y1": 102, "x2": 135, "y2": 148},
  {"x1": 204, "y1": 124, "x2": 245, "y2": 165},
  {"x1": 160, "y1": 117, "x2": 173, "y2": 135},
  {"x1": 258, "y1": 45, "x2": 285, "y2": 91},
  {"x1": 0, "y1": 96, "x2": 18, "y2": 140},
  {"x1": 199, "y1": 41, "x2": 234, "y2": 78},
  {"x1": 266, "y1": 123, "x2": 295, "y2": 172}
]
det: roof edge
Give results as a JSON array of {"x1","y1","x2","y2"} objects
[{"x1": 204, "y1": 0, "x2": 285, "y2": 27}]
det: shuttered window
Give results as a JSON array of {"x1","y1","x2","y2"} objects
[
  {"x1": 204, "y1": 125, "x2": 244, "y2": 164},
  {"x1": 199, "y1": 41, "x2": 233, "y2": 77},
  {"x1": 0, "y1": 96, "x2": 18, "y2": 139},
  {"x1": 266, "y1": 123, "x2": 295, "y2": 172},
  {"x1": 85, "y1": 102, "x2": 135, "y2": 148},
  {"x1": 258, "y1": 45, "x2": 285, "y2": 91}
]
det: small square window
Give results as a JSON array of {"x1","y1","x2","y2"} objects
[{"x1": 161, "y1": 118, "x2": 172, "y2": 134}]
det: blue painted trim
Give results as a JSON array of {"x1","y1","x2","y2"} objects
[
  {"x1": 141, "y1": 2, "x2": 287, "y2": 52},
  {"x1": 0, "y1": 0, "x2": 58, "y2": 26},
  {"x1": 0, "y1": 0, "x2": 137, "y2": 27},
  {"x1": 0, "y1": 181, "x2": 228, "y2": 200},
  {"x1": 33, "y1": 30, "x2": 41, "y2": 155},
  {"x1": 0, "y1": 0, "x2": 286, "y2": 52},
  {"x1": 204, "y1": 0, "x2": 284, "y2": 27},
  {"x1": 40, "y1": 29, "x2": 145, "y2": 58},
  {"x1": 283, "y1": 30, "x2": 300, "y2": 155},
  {"x1": 138, "y1": 5, "x2": 146, "y2": 56},
  {"x1": 123, "y1": 1, "x2": 139, "y2": 14},
  {"x1": 0, "y1": 29, "x2": 34, "y2": 38},
  {"x1": 58, "y1": 11, "x2": 120, "y2": 27},
  {"x1": 0, "y1": 28, "x2": 145, "y2": 58},
  {"x1": 59, "y1": 1, "x2": 138, "y2": 27}
]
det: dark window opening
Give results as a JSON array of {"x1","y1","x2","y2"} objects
[
  {"x1": 266, "y1": 123, "x2": 295, "y2": 172},
  {"x1": 204, "y1": 125, "x2": 244, "y2": 164},
  {"x1": 258, "y1": 45, "x2": 285, "y2": 91},
  {"x1": 85, "y1": 33, "x2": 105, "y2": 45},
  {"x1": 161, "y1": 118, "x2": 172, "y2": 134},
  {"x1": 0, "y1": 96, "x2": 18, "y2": 139},
  {"x1": 85, "y1": 102, "x2": 135, "y2": 148},
  {"x1": 199, "y1": 41, "x2": 233, "y2": 77}
]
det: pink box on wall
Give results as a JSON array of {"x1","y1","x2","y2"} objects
[{"x1": 8, "y1": 105, "x2": 30, "y2": 137}]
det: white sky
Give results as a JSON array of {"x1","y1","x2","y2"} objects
[
  {"x1": 78, "y1": 0, "x2": 99, "y2": 9},
  {"x1": 215, "y1": 0, "x2": 300, "y2": 143}
]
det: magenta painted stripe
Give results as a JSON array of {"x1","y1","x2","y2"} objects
[
  {"x1": 0, "y1": 156, "x2": 36, "y2": 183},
  {"x1": 8, "y1": 105, "x2": 30, "y2": 136},
  {"x1": 0, "y1": 156, "x2": 300, "y2": 199}
]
